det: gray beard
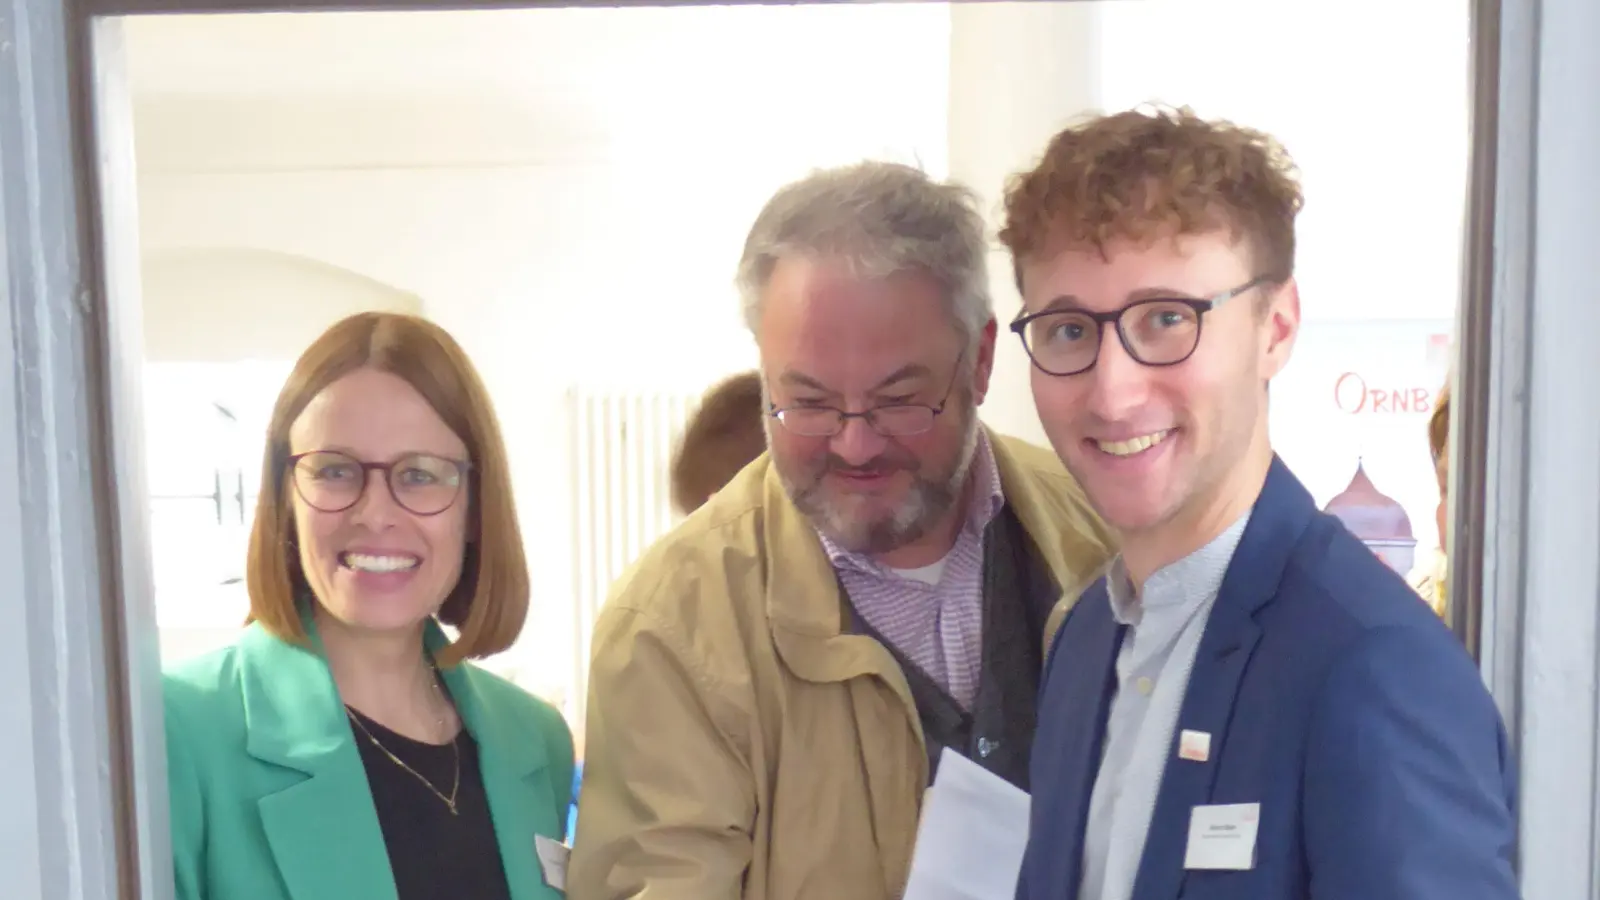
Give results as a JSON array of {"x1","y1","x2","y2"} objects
[{"x1": 772, "y1": 403, "x2": 981, "y2": 556}]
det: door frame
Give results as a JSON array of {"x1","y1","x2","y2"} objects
[{"x1": 4, "y1": 0, "x2": 1596, "y2": 897}]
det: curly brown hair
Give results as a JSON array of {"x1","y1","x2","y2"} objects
[
  {"x1": 999, "y1": 105, "x2": 1305, "y2": 282},
  {"x1": 670, "y1": 370, "x2": 767, "y2": 515}
]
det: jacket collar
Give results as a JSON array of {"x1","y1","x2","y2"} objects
[
  {"x1": 238, "y1": 615, "x2": 394, "y2": 900},
  {"x1": 238, "y1": 612, "x2": 551, "y2": 900},
  {"x1": 238, "y1": 609, "x2": 464, "y2": 768},
  {"x1": 757, "y1": 426, "x2": 1101, "y2": 644},
  {"x1": 1040, "y1": 456, "x2": 1314, "y2": 900},
  {"x1": 1133, "y1": 455, "x2": 1317, "y2": 900},
  {"x1": 754, "y1": 426, "x2": 1111, "y2": 721},
  {"x1": 725, "y1": 428, "x2": 1106, "y2": 900},
  {"x1": 237, "y1": 616, "x2": 346, "y2": 775},
  {"x1": 240, "y1": 608, "x2": 543, "y2": 769}
]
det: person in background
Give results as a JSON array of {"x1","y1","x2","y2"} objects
[
  {"x1": 670, "y1": 369, "x2": 766, "y2": 515},
  {"x1": 1409, "y1": 383, "x2": 1451, "y2": 619},
  {"x1": 163, "y1": 312, "x2": 574, "y2": 900},
  {"x1": 1006, "y1": 107, "x2": 1518, "y2": 900},
  {"x1": 570, "y1": 161, "x2": 1114, "y2": 900}
]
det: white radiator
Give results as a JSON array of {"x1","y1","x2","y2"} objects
[{"x1": 566, "y1": 386, "x2": 701, "y2": 716}]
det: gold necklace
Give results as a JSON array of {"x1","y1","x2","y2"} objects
[{"x1": 347, "y1": 706, "x2": 461, "y2": 815}]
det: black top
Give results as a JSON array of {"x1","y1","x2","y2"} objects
[{"x1": 348, "y1": 707, "x2": 513, "y2": 900}]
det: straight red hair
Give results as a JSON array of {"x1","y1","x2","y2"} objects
[{"x1": 245, "y1": 312, "x2": 528, "y2": 667}]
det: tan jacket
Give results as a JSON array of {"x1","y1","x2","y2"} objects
[{"x1": 569, "y1": 431, "x2": 1113, "y2": 900}]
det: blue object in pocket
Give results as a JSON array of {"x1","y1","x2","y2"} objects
[{"x1": 566, "y1": 761, "x2": 583, "y2": 839}]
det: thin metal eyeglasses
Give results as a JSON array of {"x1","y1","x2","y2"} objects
[
  {"x1": 288, "y1": 450, "x2": 471, "y2": 517},
  {"x1": 768, "y1": 353, "x2": 964, "y2": 438},
  {"x1": 1009, "y1": 275, "x2": 1274, "y2": 377}
]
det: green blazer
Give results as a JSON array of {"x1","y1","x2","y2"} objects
[{"x1": 163, "y1": 621, "x2": 574, "y2": 900}]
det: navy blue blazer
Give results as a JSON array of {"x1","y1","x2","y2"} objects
[{"x1": 1018, "y1": 457, "x2": 1519, "y2": 900}]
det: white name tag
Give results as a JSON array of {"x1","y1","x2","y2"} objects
[
  {"x1": 534, "y1": 834, "x2": 570, "y2": 891},
  {"x1": 1183, "y1": 803, "x2": 1260, "y2": 871}
]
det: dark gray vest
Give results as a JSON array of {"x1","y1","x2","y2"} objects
[{"x1": 842, "y1": 505, "x2": 1059, "y2": 791}]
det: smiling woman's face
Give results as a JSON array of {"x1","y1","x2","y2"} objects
[{"x1": 288, "y1": 367, "x2": 471, "y2": 638}]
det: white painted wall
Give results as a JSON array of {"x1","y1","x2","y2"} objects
[
  {"x1": 1095, "y1": 0, "x2": 1472, "y2": 325},
  {"x1": 127, "y1": 1, "x2": 1472, "y2": 713},
  {"x1": 141, "y1": 247, "x2": 422, "y2": 360},
  {"x1": 946, "y1": 2, "x2": 1107, "y2": 448},
  {"x1": 129, "y1": 5, "x2": 956, "y2": 708}
]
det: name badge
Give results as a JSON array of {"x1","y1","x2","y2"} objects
[
  {"x1": 534, "y1": 834, "x2": 570, "y2": 891},
  {"x1": 1183, "y1": 803, "x2": 1259, "y2": 871},
  {"x1": 1177, "y1": 729, "x2": 1212, "y2": 762}
]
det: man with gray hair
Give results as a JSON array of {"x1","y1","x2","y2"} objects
[{"x1": 569, "y1": 161, "x2": 1113, "y2": 900}]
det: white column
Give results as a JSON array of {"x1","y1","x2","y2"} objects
[{"x1": 945, "y1": 2, "x2": 1104, "y2": 448}]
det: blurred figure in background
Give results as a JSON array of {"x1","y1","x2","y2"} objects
[
  {"x1": 1409, "y1": 383, "x2": 1451, "y2": 619},
  {"x1": 670, "y1": 370, "x2": 766, "y2": 515}
]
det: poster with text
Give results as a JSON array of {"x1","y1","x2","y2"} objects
[{"x1": 1271, "y1": 319, "x2": 1453, "y2": 557}]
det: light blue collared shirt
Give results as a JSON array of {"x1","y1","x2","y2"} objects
[{"x1": 1078, "y1": 512, "x2": 1251, "y2": 900}]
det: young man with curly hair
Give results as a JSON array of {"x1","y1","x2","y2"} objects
[{"x1": 1006, "y1": 108, "x2": 1518, "y2": 900}]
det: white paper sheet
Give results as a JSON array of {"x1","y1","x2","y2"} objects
[{"x1": 902, "y1": 747, "x2": 1032, "y2": 900}]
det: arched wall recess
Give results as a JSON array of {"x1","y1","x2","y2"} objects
[{"x1": 140, "y1": 246, "x2": 424, "y2": 363}]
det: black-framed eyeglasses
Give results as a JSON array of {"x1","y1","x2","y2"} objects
[
  {"x1": 768, "y1": 352, "x2": 964, "y2": 438},
  {"x1": 288, "y1": 450, "x2": 471, "y2": 517},
  {"x1": 1009, "y1": 275, "x2": 1274, "y2": 377}
]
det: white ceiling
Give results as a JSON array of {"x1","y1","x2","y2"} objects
[
  {"x1": 121, "y1": 4, "x2": 956, "y2": 172},
  {"x1": 122, "y1": 5, "x2": 951, "y2": 98}
]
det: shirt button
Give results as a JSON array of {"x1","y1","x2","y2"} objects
[{"x1": 1136, "y1": 676, "x2": 1154, "y2": 695}]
